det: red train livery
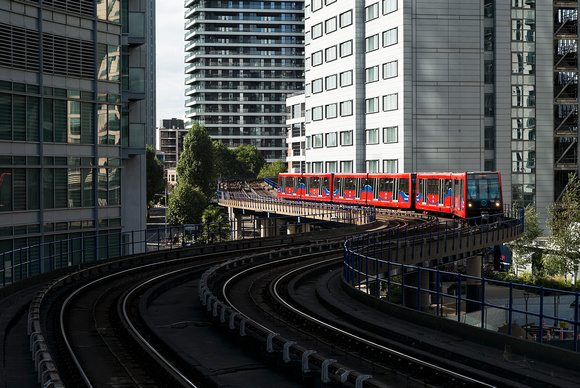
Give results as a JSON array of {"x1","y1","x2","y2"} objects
[{"x1": 277, "y1": 172, "x2": 503, "y2": 219}]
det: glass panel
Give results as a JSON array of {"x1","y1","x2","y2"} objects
[
  {"x1": 43, "y1": 99, "x2": 53, "y2": 142},
  {"x1": 81, "y1": 102, "x2": 94, "y2": 144},
  {"x1": 27, "y1": 168, "x2": 39, "y2": 210},
  {"x1": 109, "y1": 168, "x2": 121, "y2": 206},
  {"x1": 109, "y1": 0, "x2": 121, "y2": 23},
  {"x1": 27, "y1": 96, "x2": 39, "y2": 141},
  {"x1": 0, "y1": 93, "x2": 11, "y2": 140},
  {"x1": 108, "y1": 45, "x2": 120, "y2": 82},
  {"x1": 108, "y1": 105, "x2": 120, "y2": 145},
  {"x1": 68, "y1": 101, "x2": 81, "y2": 143},
  {"x1": 129, "y1": 68, "x2": 145, "y2": 93},
  {"x1": 13, "y1": 95, "x2": 26, "y2": 141},
  {"x1": 0, "y1": 169, "x2": 12, "y2": 212},
  {"x1": 98, "y1": 168, "x2": 108, "y2": 206},
  {"x1": 43, "y1": 169, "x2": 54, "y2": 209},
  {"x1": 54, "y1": 100, "x2": 67, "y2": 143},
  {"x1": 13, "y1": 169, "x2": 25, "y2": 211},
  {"x1": 97, "y1": 44, "x2": 108, "y2": 81},
  {"x1": 83, "y1": 169, "x2": 94, "y2": 207},
  {"x1": 55, "y1": 169, "x2": 67, "y2": 208},
  {"x1": 129, "y1": 12, "x2": 145, "y2": 39}
]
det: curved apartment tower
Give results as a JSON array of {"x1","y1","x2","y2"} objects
[{"x1": 184, "y1": 0, "x2": 305, "y2": 162}]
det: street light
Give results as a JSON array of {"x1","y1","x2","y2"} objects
[{"x1": 524, "y1": 293, "x2": 530, "y2": 332}]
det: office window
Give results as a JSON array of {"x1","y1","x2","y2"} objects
[
  {"x1": 366, "y1": 3, "x2": 379, "y2": 21},
  {"x1": 340, "y1": 40, "x2": 353, "y2": 57},
  {"x1": 312, "y1": 50, "x2": 323, "y2": 66},
  {"x1": 366, "y1": 34, "x2": 379, "y2": 52},
  {"x1": 306, "y1": 136, "x2": 311, "y2": 149},
  {"x1": 383, "y1": 93, "x2": 398, "y2": 111},
  {"x1": 340, "y1": 70, "x2": 353, "y2": 86},
  {"x1": 326, "y1": 132, "x2": 337, "y2": 147},
  {"x1": 305, "y1": 57, "x2": 310, "y2": 71},
  {"x1": 325, "y1": 17, "x2": 337, "y2": 33},
  {"x1": 325, "y1": 74, "x2": 337, "y2": 90},
  {"x1": 340, "y1": 10, "x2": 353, "y2": 27},
  {"x1": 312, "y1": 0, "x2": 322, "y2": 11},
  {"x1": 340, "y1": 160, "x2": 353, "y2": 173},
  {"x1": 340, "y1": 130, "x2": 353, "y2": 146},
  {"x1": 384, "y1": 159, "x2": 398, "y2": 172},
  {"x1": 305, "y1": 109, "x2": 311, "y2": 122},
  {"x1": 312, "y1": 161, "x2": 323, "y2": 173},
  {"x1": 383, "y1": 27, "x2": 398, "y2": 46},
  {"x1": 312, "y1": 78, "x2": 323, "y2": 94},
  {"x1": 366, "y1": 128, "x2": 379, "y2": 144},
  {"x1": 383, "y1": 126, "x2": 398, "y2": 143},
  {"x1": 366, "y1": 97, "x2": 379, "y2": 114},
  {"x1": 366, "y1": 160, "x2": 379, "y2": 173},
  {"x1": 326, "y1": 103, "x2": 337, "y2": 119},
  {"x1": 312, "y1": 106, "x2": 323, "y2": 121},
  {"x1": 305, "y1": 31, "x2": 310, "y2": 45},
  {"x1": 313, "y1": 134, "x2": 323, "y2": 148},
  {"x1": 366, "y1": 66, "x2": 379, "y2": 83},
  {"x1": 340, "y1": 100, "x2": 353, "y2": 116},
  {"x1": 326, "y1": 0, "x2": 337, "y2": 4},
  {"x1": 325, "y1": 45, "x2": 337, "y2": 62},
  {"x1": 312, "y1": 23, "x2": 323, "y2": 39},
  {"x1": 326, "y1": 161, "x2": 337, "y2": 173},
  {"x1": 383, "y1": 0, "x2": 397, "y2": 14},
  {"x1": 383, "y1": 60, "x2": 398, "y2": 79}
]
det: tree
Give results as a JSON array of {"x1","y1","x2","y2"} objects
[
  {"x1": 506, "y1": 204, "x2": 543, "y2": 277},
  {"x1": 546, "y1": 172, "x2": 580, "y2": 289},
  {"x1": 146, "y1": 145, "x2": 166, "y2": 205},
  {"x1": 202, "y1": 205, "x2": 230, "y2": 243},
  {"x1": 177, "y1": 122, "x2": 216, "y2": 199},
  {"x1": 232, "y1": 145, "x2": 265, "y2": 177},
  {"x1": 213, "y1": 140, "x2": 238, "y2": 178},
  {"x1": 166, "y1": 181, "x2": 207, "y2": 226},
  {"x1": 257, "y1": 160, "x2": 287, "y2": 178}
]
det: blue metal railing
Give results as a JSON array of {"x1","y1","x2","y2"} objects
[
  {"x1": 263, "y1": 177, "x2": 278, "y2": 189},
  {"x1": 344, "y1": 206, "x2": 580, "y2": 351}
]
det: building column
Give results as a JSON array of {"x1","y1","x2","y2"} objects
[
  {"x1": 287, "y1": 222, "x2": 296, "y2": 235},
  {"x1": 261, "y1": 219, "x2": 271, "y2": 238},
  {"x1": 403, "y1": 269, "x2": 431, "y2": 311},
  {"x1": 466, "y1": 255, "x2": 482, "y2": 312}
]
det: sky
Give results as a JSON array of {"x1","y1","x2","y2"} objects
[{"x1": 155, "y1": 2, "x2": 187, "y2": 124}]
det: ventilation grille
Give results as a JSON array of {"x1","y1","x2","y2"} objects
[
  {"x1": 0, "y1": 23, "x2": 95, "y2": 79},
  {"x1": 41, "y1": 0, "x2": 95, "y2": 17}
]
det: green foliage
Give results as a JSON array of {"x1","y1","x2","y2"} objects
[
  {"x1": 257, "y1": 160, "x2": 287, "y2": 179},
  {"x1": 213, "y1": 140, "x2": 238, "y2": 178},
  {"x1": 177, "y1": 122, "x2": 216, "y2": 199},
  {"x1": 232, "y1": 145, "x2": 265, "y2": 177},
  {"x1": 201, "y1": 205, "x2": 230, "y2": 242},
  {"x1": 166, "y1": 181, "x2": 206, "y2": 226},
  {"x1": 506, "y1": 204, "x2": 543, "y2": 276},
  {"x1": 146, "y1": 145, "x2": 165, "y2": 204},
  {"x1": 546, "y1": 172, "x2": 580, "y2": 288}
]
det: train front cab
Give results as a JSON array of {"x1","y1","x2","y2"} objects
[{"x1": 464, "y1": 172, "x2": 503, "y2": 218}]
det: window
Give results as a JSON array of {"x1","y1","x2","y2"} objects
[
  {"x1": 366, "y1": 66, "x2": 379, "y2": 83},
  {"x1": 325, "y1": 45, "x2": 337, "y2": 62},
  {"x1": 366, "y1": 3, "x2": 379, "y2": 21},
  {"x1": 326, "y1": 132, "x2": 337, "y2": 147},
  {"x1": 305, "y1": 83, "x2": 311, "y2": 97},
  {"x1": 340, "y1": 100, "x2": 353, "y2": 116},
  {"x1": 305, "y1": 31, "x2": 310, "y2": 45},
  {"x1": 325, "y1": 74, "x2": 337, "y2": 90},
  {"x1": 383, "y1": 0, "x2": 397, "y2": 14},
  {"x1": 326, "y1": 103, "x2": 337, "y2": 119},
  {"x1": 312, "y1": 78, "x2": 323, "y2": 94},
  {"x1": 383, "y1": 159, "x2": 398, "y2": 172},
  {"x1": 383, "y1": 27, "x2": 398, "y2": 46},
  {"x1": 312, "y1": 0, "x2": 322, "y2": 11},
  {"x1": 312, "y1": 106, "x2": 323, "y2": 121},
  {"x1": 312, "y1": 50, "x2": 323, "y2": 66},
  {"x1": 383, "y1": 60, "x2": 398, "y2": 79},
  {"x1": 383, "y1": 93, "x2": 398, "y2": 111},
  {"x1": 339, "y1": 10, "x2": 352, "y2": 27},
  {"x1": 312, "y1": 23, "x2": 323, "y2": 39},
  {"x1": 313, "y1": 134, "x2": 323, "y2": 148},
  {"x1": 340, "y1": 70, "x2": 353, "y2": 86},
  {"x1": 325, "y1": 17, "x2": 337, "y2": 33},
  {"x1": 312, "y1": 162, "x2": 323, "y2": 173},
  {"x1": 305, "y1": 57, "x2": 310, "y2": 71},
  {"x1": 326, "y1": 161, "x2": 337, "y2": 173},
  {"x1": 306, "y1": 136, "x2": 311, "y2": 149},
  {"x1": 305, "y1": 109, "x2": 311, "y2": 122},
  {"x1": 340, "y1": 130, "x2": 353, "y2": 146},
  {"x1": 366, "y1": 128, "x2": 379, "y2": 144},
  {"x1": 366, "y1": 97, "x2": 379, "y2": 114},
  {"x1": 340, "y1": 160, "x2": 352, "y2": 173},
  {"x1": 326, "y1": 0, "x2": 337, "y2": 4},
  {"x1": 366, "y1": 34, "x2": 379, "y2": 52},
  {"x1": 383, "y1": 126, "x2": 398, "y2": 143},
  {"x1": 366, "y1": 160, "x2": 379, "y2": 173},
  {"x1": 339, "y1": 40, "x2": 353, "y2": 57}
]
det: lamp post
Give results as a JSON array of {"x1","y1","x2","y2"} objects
[{"x1": 524, "y1": 293, "x2": 530, "y2": 330}]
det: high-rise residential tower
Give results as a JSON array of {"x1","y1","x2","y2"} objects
[
  {"x1": 184, "y1": 1, "x2": 305, "y2": 162},
  {"x1": 303, "y1": 0, "x2": 577, "y2": 230},
  {"x1": 0, "y1": 0, "x2": 155, "y2": 256}
]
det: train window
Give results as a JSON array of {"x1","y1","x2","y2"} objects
[{"x1": 322, "y1": 177, "x2": 330, "y2": 194}]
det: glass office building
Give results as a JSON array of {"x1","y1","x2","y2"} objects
[
  {"x1": 0, "y1": 0, "x2": 155, "y2": 254},
  {"x1": 184, "y1": 0, "x2": 305, "y2": 162}
]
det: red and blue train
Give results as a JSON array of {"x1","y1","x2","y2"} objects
[{"x1": 277, "y1": 172, "x2": 503, "y2": 219}]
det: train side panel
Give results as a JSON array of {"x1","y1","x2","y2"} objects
[
  {"x1": 277, "y1": 173, "x2": 303, "y2": 200},
  {"x1": 301, "y1": 174, "x2": 333, "y2": 201},
  {"x1": 331, "y1": 173, "x2": 368, "y2": 205},
  {"x1": 415, "y1": 173, "x2": 454, "y2": 214},
  {"x1": 367, "y1": 173, "x2": 413, "y2": 209}
]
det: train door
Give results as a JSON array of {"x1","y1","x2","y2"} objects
[
  {"x1": 418, "y1": 178, "x2": 427, "y2": 205},
  {"x1": 322, "y1": 176, "x2": 331, "y2": 199},
  {"x1": 442, "y1": 179, "x2": 452, "y2": 207},
  {"x1": 344, "y1": 177, "x2": 357, "y2": 199},
  {"x1": 361, "y1": 176, "x2": 373, "y2": 201},
  {"x1": 334, "y1": 176, "x2": 343, "y2": 199},
  {"x1": 393, "y1": 178, "x2": 399, "y2": 202}
]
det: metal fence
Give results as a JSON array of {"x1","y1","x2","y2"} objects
[{"x1": 344, "y1": 207, "x2": 580, "y2": 352}]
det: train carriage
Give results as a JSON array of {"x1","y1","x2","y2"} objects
[
  {"x1": 302, "y1": 173, "x2": 333, "y2": 201},
  {"x1": 331, "y1": 173, "x2": 369, "y2": 205},
  {"x1": 367, "y1": 173, "x2": 413, "y2": 209},
  {"x1": 277, "y1": 173, "x2": 301, "y2": 199}
]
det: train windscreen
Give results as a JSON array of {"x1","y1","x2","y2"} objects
[{"x1": 466, "y1": 173, "x2": 501, "y2": 202}]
